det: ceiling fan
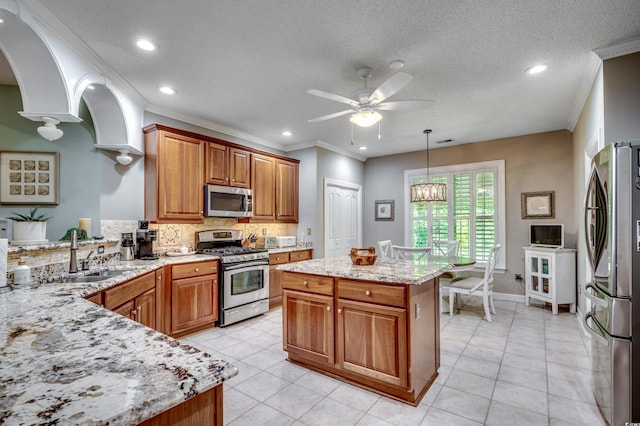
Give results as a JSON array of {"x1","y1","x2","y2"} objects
[{"x1": 308, "y1": 67, "x2": 434, "y2": 128}]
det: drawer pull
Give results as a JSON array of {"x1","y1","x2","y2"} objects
[
  {"x1": 365, "y1": 290, "x2": 371, "y2": 296},
  {"x1": 131, "y1": 310, "x2": 137, "y2": 316},
  {"x1": 276, "y1": 257, "x2": 281, "y2": 260},
  {"x1": 338, "y1": 308, "x2": 342, "y2": 314},
  {"x1": 194, "y1": 268, "x2": 200, "y2": 272},
  {"x1": 303, "y1": 280, "x2": 308, "y2": 286}
]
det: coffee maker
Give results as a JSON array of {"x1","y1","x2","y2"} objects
[{"x1": 136, "y1": 220, "x2": 158, "y2": 260}]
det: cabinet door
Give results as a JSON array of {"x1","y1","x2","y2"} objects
[
  {"x1": 229, "y1": 147, "x2": 250, "y2": 188},
  {"x1": 113, "y1": 299, "x2": 136, "y2": 320},
  {"x1": 337, "y1": 299, "x2": 407, "y2": 388},
  {"x1": 171, "y1": 274, "x2": 217, "y2": 335},
  {"x1": 205, "y1": 142, "x2": 229, "y2": 185},
  {"x1": 135, "y1": 288, "x2": 157, "y2": 329},
  {"x1": 268, "y1": 252, "x2": 289, "y2": 307},
  {"x1": 283, "y1": 290, "x2": 334, "y2": 365},
  {"x1": 275, "y1": 159, "x2": 299, "y2": 222},
  {"x1": 155, "y1": 131, "x2": 204, "y2": 222},
  {"x1": 251, "y1": 153, "x2": 276, "y2": 220},
  {"x1": 529, "y1": 254, "x2": 551, "y2": 297}
]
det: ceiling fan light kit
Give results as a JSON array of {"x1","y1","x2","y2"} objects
[
  {"x1": 410, "y1": 129, "x2": 447, "y2": 203},
  {"x1": 349, "y1": 109, "x2": 382, "y2": 127}
]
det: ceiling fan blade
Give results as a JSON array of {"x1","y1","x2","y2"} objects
[
  {"x1": 308, "y1": 109, "x2": 354, "y2": 123},
  {"x1": 307, "y1": 89, "x2": 359, "y2": 107},
  {"x1": 376, "y1": 100, "x2": 435, "y2": 111},
  {"x1": 368, "y1": 72, "x2": 413, "y2": 104}
]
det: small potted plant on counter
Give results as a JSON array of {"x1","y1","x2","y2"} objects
[{"x1": 9, "y1": 207, "x2": 51, "y2": 244}]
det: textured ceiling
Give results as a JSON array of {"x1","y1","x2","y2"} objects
[{"x1": 6, "y1": 1, "x2": 640, "y2": 158}]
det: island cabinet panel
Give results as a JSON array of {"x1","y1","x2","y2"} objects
[
  {"x1": 283, "y1": 289, "x2": 334, "y2": 365},
  {"x1": 138, "y1": 384, "x2": 223, "y2": 426},
  {"x1": 337, "y1": 299, "x2": 407, "y2": 388}
]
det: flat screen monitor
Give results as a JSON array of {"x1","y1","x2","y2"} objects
[{"x1": 529, "y1": 224, "x2": 564, "y2": 248}]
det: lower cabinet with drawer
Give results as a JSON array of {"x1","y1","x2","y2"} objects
[
  {"x1": 269, "y1": 249, "x2": 312, "y2": 308},
  {"x1": 104, "y1": 271, "x2": 158, "y2": 330},
  {"x1": 281, "y1": 271, "x2": 438, "y2": 406},
  {"x1": 169, "y1": 260, "x2": 218, "y2": 337}
]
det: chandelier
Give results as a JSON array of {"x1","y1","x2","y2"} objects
[{"x1": 410, "y1": 129, "x2": 447, "y2": 202}]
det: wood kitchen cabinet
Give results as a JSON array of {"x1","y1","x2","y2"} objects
[
  {"x1": 282, "y1": 273, "x2": 334, "y2": 365},
  {"x1": 169, "y1": 260, "x2": 218, "y2": 337},
  {"x1": 104, "y1": 271, "x2": 158, "y2": 330},
  {"x1": 251, "y1": 153, "x2": 276, "y2": 220},
  {"x1": 206, "y1": 142, "x2": 250, "y2": 188},
  {"x1": 144, "y1": 124, "x2": 205, "y2": 224},
  {"x1": 269, "y1": 249, "x2": 312, "y2": 307},
  {"x1": 336, "y1": 280, "x2": 408, "y2": 388},
  {"x1": 275, "y1": 159, "x2": 299, "y2": 222},
  {"x1": 281, "y1": 271, "x2": 438, "y2": 405}
]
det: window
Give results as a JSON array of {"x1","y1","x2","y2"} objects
[{"x1": 404, "y1": 160, "x2": 505, "y2": 269}]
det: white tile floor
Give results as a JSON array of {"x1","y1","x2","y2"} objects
[{"x1": 182, "y1": 297, "x2": 604, "y2": 425}]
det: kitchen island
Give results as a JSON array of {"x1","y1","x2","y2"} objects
[
  {"x1": 0, "y1": 255, "x2": 237, "y2": 425},
  {"x1": 277, "y1": 255, "x2": 455, "y2": 406}
]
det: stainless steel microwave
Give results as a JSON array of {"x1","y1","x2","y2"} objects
[{"x1": 204, "y1": 184, "x2": 253, "y2": 218}]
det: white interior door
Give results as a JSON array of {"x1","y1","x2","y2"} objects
[{"x1": 324, "y1": 179, "x2": 362, "y2": 258}]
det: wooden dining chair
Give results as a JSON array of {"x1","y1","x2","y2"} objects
[
  {"x1": 392, "y1": 245, "x2": 431, "y2": 261},
  {"x1": 377, "y1": 240, "x2": 393, "y2": 259},
  {"x1": 443, "y1": 244, "x2": 501, "y2": 322}
]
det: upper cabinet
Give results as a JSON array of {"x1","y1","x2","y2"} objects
[
  {"x1": 206, "y1": 143, "x2": 250, "y2": 188},
  {"x1": 144, "y1": 125, "x2": 205, "y2": 224},
  {"x1": 276, "y1": 159, "x2": 299, "y2": 223},
  {"x1": 144, "y1": 124, "x2": 299, "y2": 224}
]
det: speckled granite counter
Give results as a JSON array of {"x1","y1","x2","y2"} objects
[
  {"x1": 276, "y1": 255, "x2": 454, "y2": 284},
  {"x1": 0, "y1": 254, "x2": 238, "y2": 425}
]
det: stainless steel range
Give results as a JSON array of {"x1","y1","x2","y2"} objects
[{"x1": 196, "y1": 229, "x2": 269, "y2": 327}]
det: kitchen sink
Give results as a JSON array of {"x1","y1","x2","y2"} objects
[{"x1": 63, "y1": 270, "x2": 126, "y2": 283}]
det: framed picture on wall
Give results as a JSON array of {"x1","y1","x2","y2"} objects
[
  {"x1": 375, "y1": 200, "x2": 394, "y2": 221},
  {"x1": 0, "y1": 151, "x2": 60, "y2": 205},
  {"x1": 521, "y1": 191, "x2": 554, "y2": 219}
]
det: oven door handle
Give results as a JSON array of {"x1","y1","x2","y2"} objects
[
  {"x1": 224, "y1": 261, "x2": 269, "y2": 271},
  {"x1": 584, "y1": 313, "x2": 609, "y2": 347}
]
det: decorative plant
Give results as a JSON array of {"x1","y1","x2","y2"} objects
[{"x1": 8, "y1": 207, "x2": 51, "y2": 222}]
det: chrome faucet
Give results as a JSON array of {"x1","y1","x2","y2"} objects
[
  {"x1": 82, "y1": 250, "x2": 94, "y2": 271},
  {"x1": 69, "y1": 229, "x2": 79, "y2": 273}
]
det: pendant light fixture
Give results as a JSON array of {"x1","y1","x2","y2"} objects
[{"x1": 410, "y1": 129, "x2": 447, "y2": 202}]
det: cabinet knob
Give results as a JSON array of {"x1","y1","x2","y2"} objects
[
  {"x1": 137, "y1": 306, "x2": 142, "y2": 312},
  {"x1": 157, "y1": 275, "x2": 162, "y2": 280},
  {"x1": 326, "y1": 306, "x2": 331, "y2": 311},
  {"x1": 338, "y1": 308, "x2": 342, "y2": 314},
  {"x1": 131, "y1": 310, "x2": 137, "y2": 316},
  {"x1": 276, "y1": 257, "x2": 280, "y2": 260},
  {"x1": 232, "y1": 178, "x2": 235, "y2": 182},
  {"x1": 225, "y1": 177, "x2": 228, "y2": 181},
  {"x1": 303, "y1": 280, "x2": 308, "y2": 286},
  {"x1": 195, "y1": 268, "x2": 200, "y2": 272},
  {"x1": 365, "y1": 290, "x2": 371, "y2": 296}
]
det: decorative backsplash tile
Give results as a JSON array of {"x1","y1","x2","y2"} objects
[{"x1": 157, "y1": 224, "x2": 181, "y2": 246}]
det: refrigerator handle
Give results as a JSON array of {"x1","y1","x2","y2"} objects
[
  {"x1": 584, "y1": 283, "x2": 608, "y2": 308},
  {"x1": 584, "y1": 313, "x2": 609, "y2": 346}
]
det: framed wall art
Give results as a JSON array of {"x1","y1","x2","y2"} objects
[
  {"x1": 0, "y1": 151, "x2": 60, "y2": 205},
  {"x1": 375, "y1": 200, "x2": 394, "y2": 221},
  {"x1": 521, "y1": 191, "x2": 554, "y2": 219}
]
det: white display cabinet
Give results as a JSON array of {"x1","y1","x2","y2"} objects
[{"x1": 524, "y1": 246, "x2": 576, "y2": 314}]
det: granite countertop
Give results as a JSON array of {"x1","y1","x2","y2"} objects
[
  {"x1": 268, "y1": 245, "x2": 313, "y2": 255},
  {"x1": 276, "y1": 256, "x2": 456, "y2": 285},
  {"x1": 0, "y1": 254, "x2": 238, "y2": 425}
]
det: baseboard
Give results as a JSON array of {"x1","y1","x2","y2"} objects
[{"x1": 492, "y1": 292, "x2": 525, "y2": 303}]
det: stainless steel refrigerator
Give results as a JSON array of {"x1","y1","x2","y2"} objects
[{"x1": 584, "y1": 140, "x2": 639, "y2": 425}]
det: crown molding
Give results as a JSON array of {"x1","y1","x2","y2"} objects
[
  {"x1": 594, "y1": 37, "x2": 640, "y2": 60},
  {"x1": 566, "y1": 53, "x2": 602, "y2": 131}
]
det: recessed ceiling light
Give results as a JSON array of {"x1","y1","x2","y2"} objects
[
  {"x1": 0, "y1": 16, "x2": 5, "y2": 24},
  {"x1": 158, "y1": 86, "x2": 176, "y2": 95},
  {"x1": 359, "y1": 146, "x2": 367, "y2": 150},
  {"x1": 136, "y1": 39, "x2": 156, "y2": 51},
  {"x1": 282, "y1": 130, "x2": 292, "y2": 136},
  {"x1": 388, "y1": 60, "x2": 405, "y2": 70},
  {"x1": 527, "y1": 64, "x2": 548, "y2": 75},
  {"x1": 87, "y1": 85, "x2": 95, "y2": 90}
]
